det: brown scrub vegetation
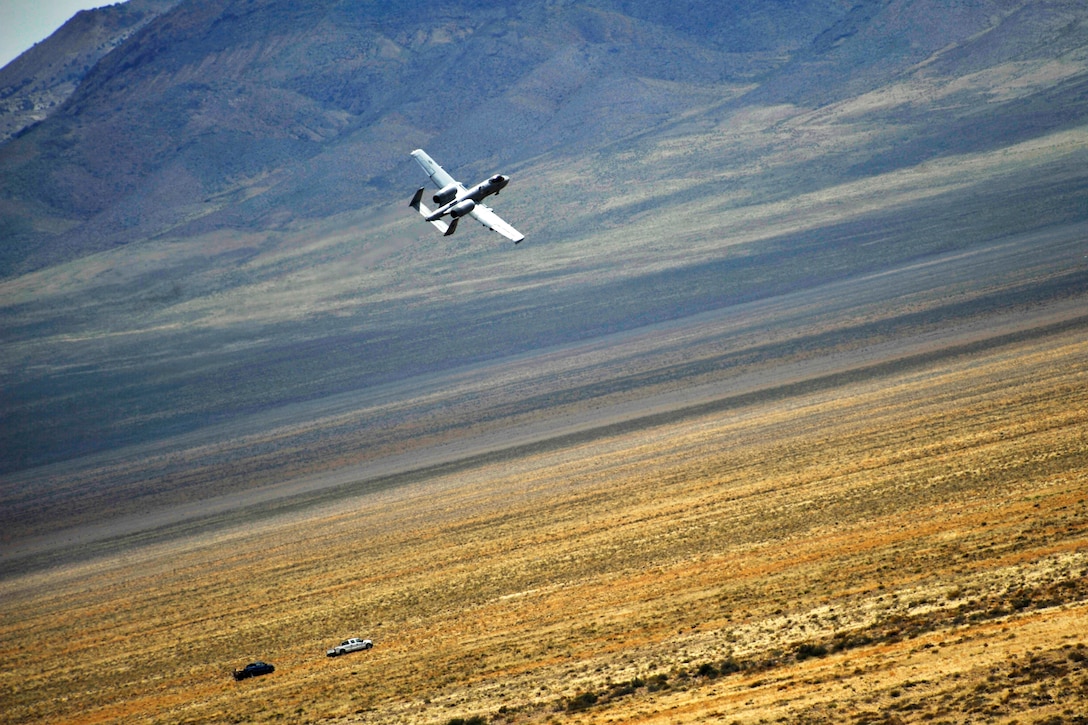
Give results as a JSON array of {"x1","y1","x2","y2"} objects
[{"x1": 2, "y1": 323, "x2": 1085, "y2": 724}]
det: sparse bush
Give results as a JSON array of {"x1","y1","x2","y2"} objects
[
  {"x1": 566, "y1": 691, "x2": 598, "y2": 712},
  {"x1": 833, "y1": 633, "x2": 873, "y2": 652},
  {"x1": 606, "y1": 677, "x2": 645, "y2": 699},
  {"x1": 646, "y1": 673, "x2": 670, "y2": 692},
  {"x1": 796, "y1": 643, "x2": 829, "y2": 661},
  {"x1": 697, "y1": 662, "x2": 719, "y2": 678},
  {"x1": 1010, "y1": 592, "x2": 1033, "y2": 611}
]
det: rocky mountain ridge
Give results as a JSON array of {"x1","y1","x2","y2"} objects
[
  {"x1": 7, "y1": 0, "x2": 1085, "y2": 274},
  {"x1": 0, "y1": 0, "x2": 178, "y2": 143},
  {"x1": 0, "y1": 0, "x2": 1086, "y2": 476}
]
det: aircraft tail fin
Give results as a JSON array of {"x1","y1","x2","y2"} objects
[
  {"x1": 409, "y1": 187, "x2": 453, "y2": 235},
  {"x1": 444, "y1": 217, "x2": 459, "y2": 236}
]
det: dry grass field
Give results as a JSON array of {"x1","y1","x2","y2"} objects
[{"x1": 2, "y1": 318, "x2": 1086, "y2": 724}]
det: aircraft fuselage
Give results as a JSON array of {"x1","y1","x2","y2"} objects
[
  {"x1": 425, "y1": 175, "x2": 509, "y2": 222},
  {"x1": 409, "y1": 148, "x2": 524, "y2": 242}
]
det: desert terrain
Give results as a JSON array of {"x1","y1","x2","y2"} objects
[
  {"x1": 2, "y1": 3, "x2": 1088, "y2": 723},
  {"x1": 1, "y1": 223, "x2": 1085, "y2": 724}
]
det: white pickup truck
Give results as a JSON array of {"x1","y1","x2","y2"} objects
[{"x1": 326, "y1": 638, "x2": 373, "y2": 657}]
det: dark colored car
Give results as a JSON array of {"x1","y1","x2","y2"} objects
[{"x1": 233, "y1": 661, "x2": 275, "y2": 680}]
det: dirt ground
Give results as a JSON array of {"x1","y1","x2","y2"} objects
[{"x1": 1, "y1": 312, "x2": 1085, "y2": 724}]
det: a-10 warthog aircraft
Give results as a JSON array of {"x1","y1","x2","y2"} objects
[{"x1": 408, "y1": 149, "x2": 525, "y2": 243}]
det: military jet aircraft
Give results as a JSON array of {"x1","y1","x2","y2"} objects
[{"x1": 408, "y1": 149, "x2": 524, "y2": 243}]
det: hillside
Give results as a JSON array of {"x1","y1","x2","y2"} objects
[
  {"x1": 1, "y1": 2, "x2": 1087, "y2": 722},
  {"x1": 1, "y1": 0, "x2": 1086, "y2": 480},
  {"x1": 0, "y1": 0, "x2": 178, "y2": 143},
  {"x1": 0, "y1": 0, "x2": 855, "y2": 271},
  {"x1": 0, "y1": 0, "x2": 1086, "y2": 535},
  {"x1": 1, "y1": 285, "x2": 1085, "y2": 723}
]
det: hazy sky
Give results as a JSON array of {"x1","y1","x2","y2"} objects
[{"x1": 0, "y1": 0, "x2": 111, "y2": 69}]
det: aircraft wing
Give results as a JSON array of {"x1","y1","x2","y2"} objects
[
  {"x1": 410, "y1": 149, "x2": 463, "y2": 191},
  {"x1": 470, "y1": 203, "x2": 525, "y2": 244}
]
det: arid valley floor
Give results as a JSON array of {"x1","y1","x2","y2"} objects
[
  {"x1": 5, "y1": 2, "x2": 1088, "y2": 722},
  {"x1": 2, "y1": 224, "x2": 1087, "y2": 724}
]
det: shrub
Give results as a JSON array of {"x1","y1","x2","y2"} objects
[
  {"x1": 607, "y1": 677, "x2": 645, "y2": 699},
  {"x1": 795, "y1": 643, "x2": 829, "y2": 661},
  {"x1": 647, "y1": 674, "x2": 670, "y2": 692},
  {"x1": 719, "y1": 657, "x2": 742, "y2": 675},
  {"x1": 567, "y1": 692, "x2": 598, "y2": 712}
]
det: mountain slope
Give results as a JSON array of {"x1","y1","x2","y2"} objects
[
  {"x1": 0, "y1": 0, "x2": 178, "y2": 143},
  {"x1": 0, "y1": 0, "x2": 858, "y2": 273},
  {"x1": 0, "y1": 0, "x2": 1087, "y2": 483}
]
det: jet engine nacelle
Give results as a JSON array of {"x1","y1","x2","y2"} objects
[
  {"x1": 449, "y1": 199, "x2": 476, "y2": 218},
  {"x1": 433, "y1": 184, "x2": 459, "y2": 205}
]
